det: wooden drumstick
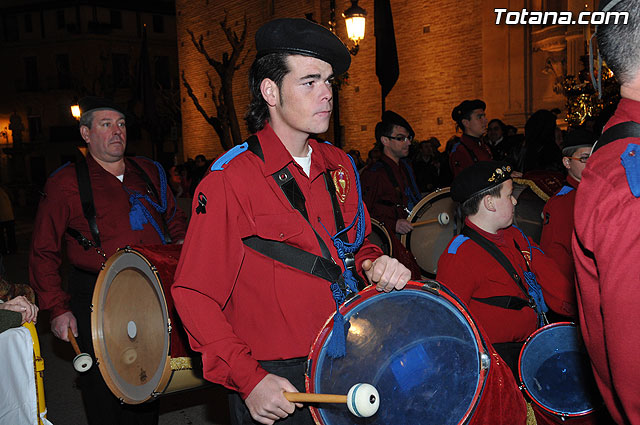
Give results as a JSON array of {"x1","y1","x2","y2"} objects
[
  {"x1": 284, "y1": 392, "x2": 347, "y2": 403},
  {"x1": 412, "y1": 212, "x2": 450, "y2": 228},
  {"x1": 67, "y1": 328, "x2": 93, "y2": 372},
  {"x1": 284, "y1": 383, "x2": 380, "y2": 417}
]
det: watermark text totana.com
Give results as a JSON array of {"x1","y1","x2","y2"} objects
[{"x1": 494, "y1": 8, "x2": 629, "y2": 25}]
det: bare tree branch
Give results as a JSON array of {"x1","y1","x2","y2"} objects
[{"x1": 184, "y1": 11, "x2": 248, "y2": 149}]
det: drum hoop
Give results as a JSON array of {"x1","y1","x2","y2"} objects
[
  {"x1": 306, "y1": 281, "x2": 489, "y2": 425},
  {"x1": 91, "y1": 247, "x2": 172, "y2": 404},
  {"x1": 370, "y1": 218, "x2": 393, "y2": 257},
  {"x1": 405, "y1": 188, "x2": 451, "y2": 224},
  {"x1": 512, "y1": 178, "x2": 550, "y2": 202},
  {"x1": 401, "y1": 188, "x2": 454, "y2": 277},
  {"x1": 518, "y1": 322, "x2": 594, "y2": 417}
]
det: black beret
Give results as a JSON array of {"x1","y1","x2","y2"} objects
[
  {"x1": 256, "y1": 18, "x2": 351, "y2": 75},
  {"x1": 452, "y1": 99, "x2": 486, "y2": 123},
  {"x1": 451, "y1": 160, "x2": 512, "y2": 203},
  {"x1": 78, "y1": 96, "x2": 124, "y2": 117},
  {"x1": 381, "y1": 110, "x2": 414, "y2": 137},
  {"x1": 562, "y1": 128, "x2": 597, "y2": 155}
]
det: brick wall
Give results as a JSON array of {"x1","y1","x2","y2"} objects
[{"x1": 177, "y1": 0, "x2": 573, "y2": 161}]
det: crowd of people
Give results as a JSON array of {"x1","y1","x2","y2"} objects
[{"x1": 4, "y1": 1, "x2": 639, "y2": 424}]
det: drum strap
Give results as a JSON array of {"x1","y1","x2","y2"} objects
[
  {"x1": 66, "y1": 156, "x2": 173, "y2": 249},
  {"x1": 458, "y1": 138, "x2": 480, "y2": 163},
  {"x1": 462, "y1": 226, "x2": 538, "y2": 313},
  {"x1": 244, "y1": 136, "x2": 364, "y2": 292},
  {"x1": 375, "y1": 159, "x2": 421, "y2": 211},
  {"x1": 72, "y1": 154, "x2": 101, "y2": 247},
  {"x1": 471, "y1": 295, "x2": 530, "y2": 310},
  {"x1": 592, "y1": 121, "x2": 640, "y2": 153}
]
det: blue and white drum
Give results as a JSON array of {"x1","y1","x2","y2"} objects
[
  {"x1": 518, "y1": 322, "x2": 601, "y2": 418},
  {"x1": 306, "y1": 281, "x2": 491, "y2": 425}
]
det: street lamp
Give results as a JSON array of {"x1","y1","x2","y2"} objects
[
  {"x1": 342, "y1": 0, "x2": 367, "y2": 55},
  {"x1": 71, "y1": 104, "x2": 81, "y2": 120}
]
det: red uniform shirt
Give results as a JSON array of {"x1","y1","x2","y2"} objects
[
  {"x1": 171, "y1": 124, "x2": 382, "y2": 399},
  {"x1": 449, "y1": 134, "x2": 493, "y2": 177},
  {"x1": 573, "y1": 98, "x2": 640, "y2": 424},
  {"x1": 437, "y1": 220, "x2": 575, "y2": 344},
  {"x1": 29, "y1": 154, "x2": 187, "y2": 319},
  {"x1": 540, "y1": 175, "x2": 579, "y2": 282},
  {"x1": 360, "y1": 153, "x2": 419, "y2": 228},
  {"x1": 360, "y1": 153, "x2": 422, "y2": 278}
]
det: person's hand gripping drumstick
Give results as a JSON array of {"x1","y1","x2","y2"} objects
[
  {"x1": 411, "y1": 212, "x2": 450, "y2": 228},
  {"x1": 67, "y1": 327, "x2": 93, "y2": 372},
  {"x1": 284, "y1": 383, "x2": 380, "y2": 417}
]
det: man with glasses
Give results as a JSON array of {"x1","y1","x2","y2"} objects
[
  {"x1": 361, "y1": 110, "x2": 422, "y2": 278},
  {"x1": 449, "y1": 99, "x2": 493, "y2": 176},
  {"x1": 540, "y1": 129, "x2": 594, "y2": 284}
]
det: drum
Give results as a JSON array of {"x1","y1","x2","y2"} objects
[
  {"x1": 368, "y1": 218, "x2": 392, "y2": 256},
  {"x1": 518, "y1": 322, "x2": 600, "y2": 419},
  {"x1": 512, "y1": 179, "x2": 548, "y2": 244},
  {"x1": 91, "y1": 244, "x2": 208, "y2": 404},
  {"x1": 401, "y1": 188, "x2": 461, "y2": 277},
  {"x1": 306, "y1": 281, "x2": 492, "y2": 425}
]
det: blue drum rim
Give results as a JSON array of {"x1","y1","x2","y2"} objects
[
  {"x1": 306, "y1": 281, "x2": 490, "y2": 425},
  {"x1": 518, "y1": 322, "x2": 594, "y2": 417}
]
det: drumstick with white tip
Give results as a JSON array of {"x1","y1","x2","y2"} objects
[
  {"x1": 67, "y1": 328, "x2": 93, "y2": 372},
  {"x1": 412, "y1": 212, "x2": 450, "y2": 228},
  {"x1": 284, "y1": 383, "x2": 380, "y2": 418}
]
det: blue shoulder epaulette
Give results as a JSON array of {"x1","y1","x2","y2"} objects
[
  {"x1": 621, "y1": 143, "x2": 640, "y2": 197},
  {"x1": 50, "y1": 161, "x2": 71, "y2": 178},
  {"x1": 556, "y1": 185, "x2": 574, "y2": 196},
  {"x1": 447, "y1": 235, "x2": 470, "y2": 254},
  {"x1": 450, "y1": 142, "x2": 461, "y2": 154},
  {"x1": 210, "y1": 142, "x2": 249, "y2": 171}
]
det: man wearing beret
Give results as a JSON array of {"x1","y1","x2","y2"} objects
[
  {"x1": 449, "y1": 99, "x2": 493, "y2": 176},
  {"x1": 360, "y1": 110, "x2": 422, "y2": 279},
  {"x1": 573, "y1": 0, "x2": 640, "y2": 422},
  {"x1": 29, "y1": 96, "x2": 187, "y2": 424},
  {"x1": 540, "y1": 129, "x2": 594, "y2": 283},
  {"x1": 436, "y1": 161, "x2": 575, "y2": 379},
  {"x1": 172, "y1": 18, "x2": 410, "y2": 425}
]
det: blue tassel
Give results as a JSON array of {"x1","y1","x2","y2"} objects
[
  {"x1": 326, "y1": 282, "x2": 350, "y2": 358},
  {"x1": 129, "y1": 202, "x2": 147, "y2": 230},
  {"x1": 523, "y1": 271, "x2": 549, "y2": 326},
  {"x1": 326, "y1": 311, "x2": 348, "y2": 358}
]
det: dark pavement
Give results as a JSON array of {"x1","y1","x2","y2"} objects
[{"x1": 8, "y1": 210, "x2": 231, "y2": 425}]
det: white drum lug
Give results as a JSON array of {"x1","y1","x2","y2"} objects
[
  {"x1": 167, "y1": 317, "x2": 172, "y2": 334},
  {"x1": 480, "y1": 353, "x2": 490, "y2": 370},
  {"x1": 90, "y1": 304, "x2": 94, "y2": 313}
]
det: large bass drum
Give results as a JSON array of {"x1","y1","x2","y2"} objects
[
  {"x1": 401, "y1": 188, "x2": 461, "y2": 277},
  {"x1": 91, "y1": 244, "x2": 208, "y2": 404},
  {"x1": 306, "y1": 281, "x2": 526, "y2": 425}
]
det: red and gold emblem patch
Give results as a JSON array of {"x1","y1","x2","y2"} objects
[
  {"x1": 331, "y1": 165, "x2": 350, "y2": 203},
  {"x1": 521, "y1": 250, "x2": 531, "y2": 267}
]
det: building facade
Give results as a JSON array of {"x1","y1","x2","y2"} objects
[
  {"x1": 0, "y1": 0, "x2": 179, "y2": 201},
  {"x1": 177, "y1": 0, "x2": 597, "y2": 160}
]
